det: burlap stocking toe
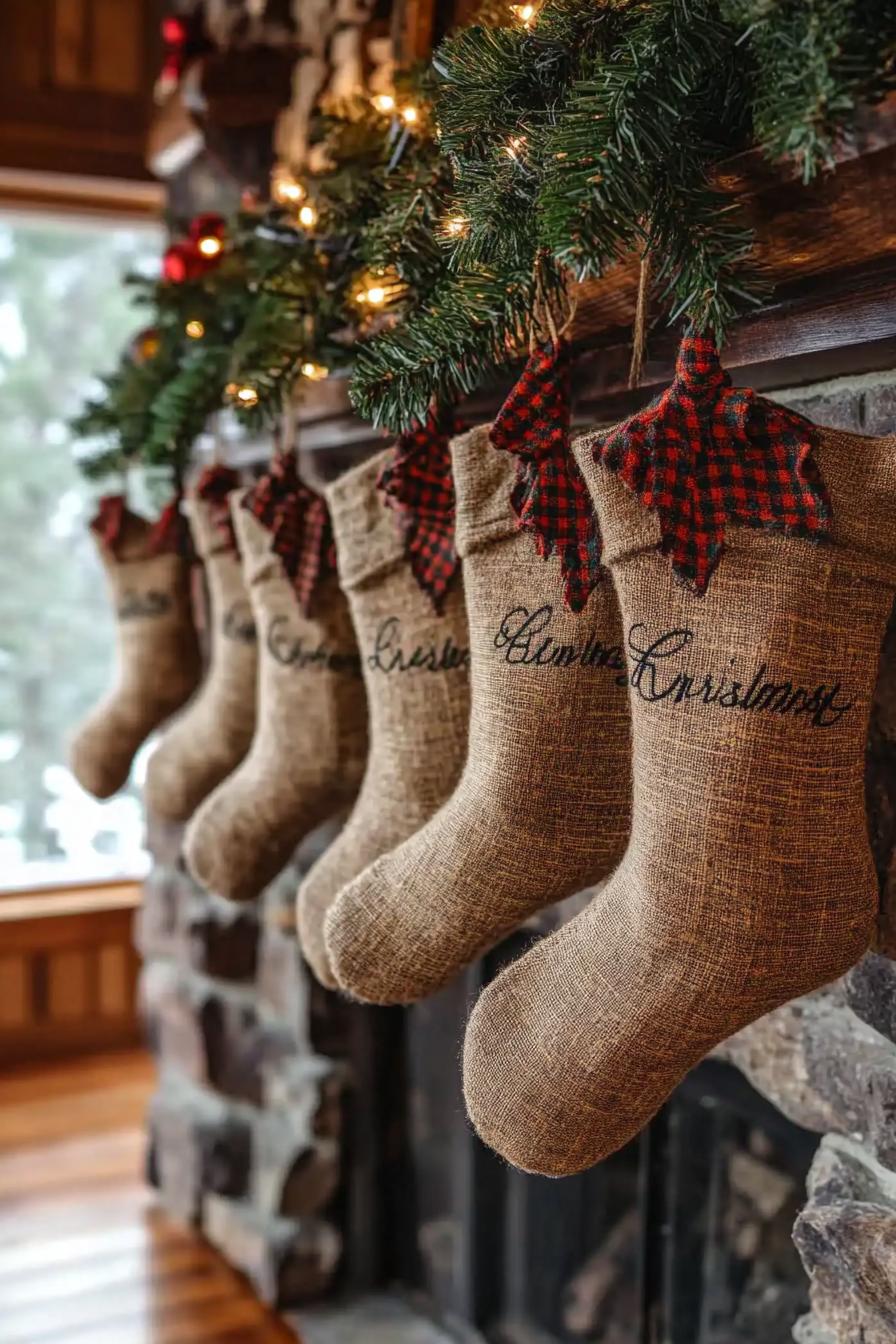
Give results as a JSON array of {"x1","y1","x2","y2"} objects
[
  {"x1": 70, "y1": 503, "x2": 201, "y2": 799},
  {"x1": 324, "y1": 424, "x2": 631, "y2": 1005},
  {"x1": 183, "y1": 501, "x2": 367, "y2": 903},
  {"x1": 144, "y1": 488, "x2": 258, "y2": 821},
  {"x1": 297, "y1": 448, "x2": 470, "y2": 988},
  {"x1": 463, "y1": 419, "x2": 896, "y2": 1177}
]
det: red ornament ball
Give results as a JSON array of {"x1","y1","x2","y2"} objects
[
  {"x1": 188, "y1": 213, "x2": 226, "y2": 244},
  {"x1": 162, "y1": 241, "x2": 203, "y2": 284},
  {"x1": 161, "y1": 15, "x2": 187, "y2": 46}
]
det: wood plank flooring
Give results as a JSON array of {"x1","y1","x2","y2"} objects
[{"x1": 0, "y1": 1050, "x2": 298, "y2": 1344}]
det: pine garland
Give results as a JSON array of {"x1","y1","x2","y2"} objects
[{"x1": 71, "y1": 0, "x2": 896, "y2": 470}]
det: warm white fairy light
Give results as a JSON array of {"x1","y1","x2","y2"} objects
[
  {"x1": 298, "y1": 203, "x2": 317, "y2": 229},
  {"x1": 197, "y1": 234, "x2": 223, "y2": 257},
  {"x1": 372, "y1": 93, "x2": 396, "y2": 114},
  {"x1": 400, "y1": 105, "x2": 419, "y2": 126},
  {"x1": 185, "y1": 319, "x2": 205, "y2": 339},
  {"x1": 362, "y1": 284, "x2": 387, "y2": 306},
  {"x1": 443, "y1": 214, "x2": 469, "y2": 238},
  {"x1": 226, "y1": 382, "x2": 259, "y2": 407},
  {"x1": 301, "y1": 362, "x2": 329, "y2": 381},
  {"x1": 511, "y1": 2, "x2": 537, "y2": 24},
  {"x1": 271, "y1": 165, "x2": 306, "y2": 206}
]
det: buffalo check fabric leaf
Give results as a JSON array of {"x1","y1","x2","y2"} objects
[
  {"x1": 92, "y1": 491, "x2": 190, "y2": 557},
  {"x1": 596, "y1": 334, "x2": 833, "y2": 593},
  {"x1": 377, "y1": 409, "x2": 459, "y2": 613},
  {"x1": 196, "y1": 463, "x2": 242, "y2": 553},
  {"x1": 90, "y1": 494, "x2": 128, "y2": 552},
  {"x1": 147, "y1": 492, "x2": 190, "y2": 556},
  {"x1": 242, "y1": 451, "x2": 335, "y2": 615},
  {"x1": 490, "y1": 339, "x2": 604, "y2": 613}
]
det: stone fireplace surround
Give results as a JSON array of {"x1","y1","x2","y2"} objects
[{"x1": 138, "y1": 364, "x2": 896, "y2": 1344}]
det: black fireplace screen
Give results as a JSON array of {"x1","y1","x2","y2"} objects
[{"x1": 340, "y1": 931, "x2": 817, "y2": 1344}]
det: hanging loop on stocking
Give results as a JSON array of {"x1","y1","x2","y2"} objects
[
  {"x1": 377, "y1": 404, "x2": 461, "y2": 614},
  {"x1": 490, "y1": 288, "x2": 603, "y2": 613},
  {"x1": 596, "y1": 331, "x2": 834, "y2": 594}
]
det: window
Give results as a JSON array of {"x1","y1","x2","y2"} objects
[{"x1": 0, "y1": 212, "x2": 162, "y2": 889}]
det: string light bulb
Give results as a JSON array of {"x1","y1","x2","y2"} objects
[
  {"x1": 372, "y1": 93, "x2": 396, "y2": 114},
  {"x1": 271, "y1": 165, "x2": 306, "y2": 206},
  {"x1": 226, "y1": 382, "x2": 259, "y2": 408},
  {"x1": 353, "y1": 268, "x2": 404, "y2": 311},
  {"x1": 400, "y1": 105, "x2": 419, "y2": 126},
  {"x1": 511, "y1": 2, "x2": 537, "y2": 24},
  {"x1": 442, "y1": 214, "x2": 469, "y2": 238},
  {"x1": 197, "y1": 234, "x2": 223, "y2": 258},
  {"x1": 298, "y1": 203, "x2": 317, "y2": 229},
  {"x1": 185, "y1": 319, "x2": 205, "y2": 339},
  {"x1": 363, "y1": 284, "x2": 387, "y2": 306},
  {"x1": 301, "y1": 362, "x2": 329, "y2": 381}
]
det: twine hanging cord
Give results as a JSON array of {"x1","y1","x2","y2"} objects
[{"x1": 530, "y1": 254, "x2": 577, "y2": 354}]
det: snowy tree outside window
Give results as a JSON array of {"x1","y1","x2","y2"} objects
[{"x1": 0, "y1": 213, "x2": 162, "y2": 888}]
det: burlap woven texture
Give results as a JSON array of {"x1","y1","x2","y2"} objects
[
  {"x1": 184, "y1": 496, "x2": 367, "y2": 902},
  {"x1": 144, "y1": 491, "x2": 258, "y2": 821},
  {"x1": 298, "y1": 447, "x2": 471, "y2": 987},
  {"x1": 70, "y1": 507, "x2": 201, "y2": 800},
  {"x1": 464, "y1": 423, "x2": 896, "y2": 1177},
  {"x1": 324, "y1": 423, "x2": 632, "y2": 1004}
]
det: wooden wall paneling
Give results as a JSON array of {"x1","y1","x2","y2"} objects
[
  {"x1": 0, "y1": 0, "x2": 159, "y2": 180},
  {"x1": 0, "y1": 884, "x2": 143, "y2": 1065}
]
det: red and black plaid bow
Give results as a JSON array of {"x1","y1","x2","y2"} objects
[
  {"x1": 490, "y1": 339, "x2": 603, "y2": 612},
  {"x1": 242, "y1": 451, "x2": 334, "y2": 616},
  {"x1": 90, "y1": 492, "x2": 189, "y2": 557},
  {"x1": 596, "y1": 333, "x2": 833, "y2": 593},
  {"x1": 90, "y1": 494, "x2": 128, "y2": 551},
  {"x1": 196, "y1": 464, "x2": 241, "y2": 553},
  {"x1": 378, "y1": 408, "x2": 459, "y2": 613},
  {"x1": 147, "y1": 492, "x2": 189, "y2": 556}
]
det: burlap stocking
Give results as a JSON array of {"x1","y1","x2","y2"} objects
[
  {"x1": 324, "y1": 424, "x2": 631, "y2": 1003},
  {"x1": 297, "y1": 447, "x2": 471, "y2": 987},
  {"x1": 70, "y1": 498, "x2": 201, "y2": 800},
  {"x1": 144, "y1": 476, "x2": 258, "y2": 821},
  {"x1": 184, "y1": 494, "x2": 367, "y2": 902},
  {"x1": 464, "y1": 351, "x2": 896, "y2": 1176}
]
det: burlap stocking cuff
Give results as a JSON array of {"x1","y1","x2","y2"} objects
[
  {"x1": 231, "y1": 490, "x2": 284, "y2": 586},
  {"x1": 452, "y1": 424, "x2": 526, "y2": 559},
  {"x1": 187, "y1": 491, "x2": 241, "y2": 561},
  {"x1": 327, "y1": 448, "x2": 408, "y2": 591},
  {"x1": 574, "y1": 426, "x2": 896, "y2": 590}
]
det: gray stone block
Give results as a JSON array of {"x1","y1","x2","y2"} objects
[
  {"x1": 862, "y1": 383, "x2": 896, "y2": 437},
  {"x1": 187, "y1": 892, "x2": 259, "y2": 982},
  {"x1": 774, "y1": 388, "x2": 864, "y2": 433},
  {"x1": 846, "y1": 953, "x2": 896, "y2": 1045},
  {"x1": 253, "y1": 1110, "x2": 341, "y2": 1219},
  {"x1": 716, "y1": 996, "x2": 841, "y2": 1134},
  {"x1": 793, "y1": 1134, "x2": 896, "y2": 1344},
  {"x1": 145, "y1": 812, "x2": 188, "y2": 869},
  {"x1": 148, "y1": 1078, "x2": 253, "y2": 1222},
  {"x1": 257, "y1": 912, "x2": 310, "y2": 1036},
  {"x1": 139, "y1": 960, "x2": 212, "y2": 1086},
  {"x1": 136, "y1": 867, "x2": 188, "y2": 962},
  {"x1": 203, "y1": 1194, "x2": 341, "y2": 1307}
]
